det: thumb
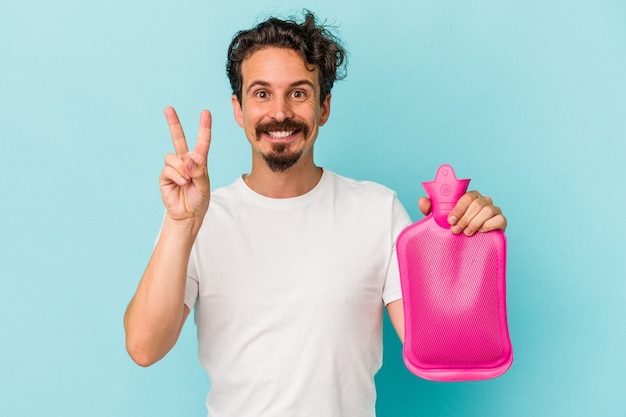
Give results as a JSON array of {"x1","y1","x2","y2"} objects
[
  {"x1": 418, "y1": 197, "x2": 431, "y2": 216},
  {"x1": 183, "y1": 155, "x2": 197, "y2": 174},
  {"x1": 182, "y1": 153, "x2": 208, "y2": 178}
]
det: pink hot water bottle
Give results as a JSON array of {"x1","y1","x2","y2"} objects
[{"x1": 396, "y1": 164, "x2": 513, "y2": 381}]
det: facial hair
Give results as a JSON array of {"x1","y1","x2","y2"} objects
[{"x1": 255, "y1": 119, "x2": 309, "y2": 172}]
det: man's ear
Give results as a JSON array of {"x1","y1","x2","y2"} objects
[
  {"x1": 232, "y1": 95, "x2": 244, "y2": 128},
  {"x1": 319, "y1": 93, "x2": 331, "y2": 127}
]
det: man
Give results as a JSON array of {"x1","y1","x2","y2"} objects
[{"x1": 124, "y1": 11, "x2": 506, "y2": 417}]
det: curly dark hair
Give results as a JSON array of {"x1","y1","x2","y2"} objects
[{"x1": 226, "y1": 10, "x2": 348, "y2": 105}]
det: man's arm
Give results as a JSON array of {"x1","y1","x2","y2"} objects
[
  {"x1": 386, "y1": 299, "x2": 405, "y2": 343},
  {"x1": 124, "y1": 218, "x2": 197, "y2": 366},
  {"x1": 124, "y1": 107, "x2": 211, "y2": 366}
]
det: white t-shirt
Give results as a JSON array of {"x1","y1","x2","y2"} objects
[{"x1": 184, "y1": 170, "x2": 412, "y2": 417}]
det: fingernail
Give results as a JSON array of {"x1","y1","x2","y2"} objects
[
  {"x1": 451, "y1": 225, "x2": 461, "y2": 234},
  {"x1": 178, "y1": 177, "x2": 187, "y2": 185},
  {"x1": 448, "y1": 215, "x2": 457, "y2": 225},
  {"x1": 464, "y1": 227, "x2": 474, "y2": 236}
]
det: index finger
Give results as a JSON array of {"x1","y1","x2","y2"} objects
[
  {"x1": 193, "y1": 110, "x2": 212, "y2": 164},
  {"x1": 447, "y1": 190, "x2": 481, "y2": 226},
  {"x1": 164, "y1": 106, "x2": 189, "y2": 156}
]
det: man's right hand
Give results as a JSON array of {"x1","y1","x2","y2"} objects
[{"x1": 160, "y1": 106, "x2": 212, "y2": 222}]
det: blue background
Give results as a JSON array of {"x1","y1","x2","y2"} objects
[{"x1": 1, "y1": 0, "x2": 625, "y2": 416}]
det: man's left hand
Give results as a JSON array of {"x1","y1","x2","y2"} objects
[{"x1": 418, "y1": 190, "x2": 507, "y2": 236}]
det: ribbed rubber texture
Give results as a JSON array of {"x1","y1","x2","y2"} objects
[{"x1": 397, "y1": 223, "x2": 512, "y2": 381}]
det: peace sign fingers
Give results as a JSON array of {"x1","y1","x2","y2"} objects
[
  {"x1": 160, "y1": 107, "x2": 212, "y2": 222},
  {"x1": 164, "y1": 107, "x2": 212, "y2": 165}
]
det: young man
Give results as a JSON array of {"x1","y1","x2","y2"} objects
[{"x1": 124, "y1": 12, "x2": 506, "y2": 417}]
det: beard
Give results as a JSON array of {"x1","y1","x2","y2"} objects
[
  {"x1": 255, "y1": 119, "x2": 309, "y2": 172},
  {"x1": 262, "y1": 143, "x2": 303, "y2": 172}
]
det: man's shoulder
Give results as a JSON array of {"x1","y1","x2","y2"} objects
[
  {"x1": 325, "y1": 170, "x2": 398, "y2": 198},
  {"x1": 206, "y1": 177, "x2": 245, "y2": 208}
]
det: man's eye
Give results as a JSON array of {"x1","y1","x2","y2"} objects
[
  {"x1": 255, "y1": 91, "x2": 269, "y2": 99},
  {"x1": 291, "y1": 90, "x2": 307, "y2": 100}
]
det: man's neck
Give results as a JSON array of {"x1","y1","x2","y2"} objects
[{"x1": 243, "y1": 159, "x2": 323, "y2": 198}]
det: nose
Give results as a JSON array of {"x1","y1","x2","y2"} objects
[{"x1": 269, "y1": 95, "x2": 294, "y2": 122}]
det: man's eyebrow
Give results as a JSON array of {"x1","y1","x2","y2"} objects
[
  {"x1": 246, "y1": 80, "x2": 270, "y2": 94},
  {"x1": 289, "y1": 79, "x2": 315, "y2": 89},
  {"x1": 245, "y1": 79, "x2": 315, "y2": 94}
]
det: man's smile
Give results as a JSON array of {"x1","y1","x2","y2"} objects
[
  {"x1": 267, "y1": 130, "x2": 297, "y2": 139},
  {"x1": 256, "y1": 120, "x2": 309, "y2": 143}
]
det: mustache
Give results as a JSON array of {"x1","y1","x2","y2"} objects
[{"x1": 255, "y1": 119, "x2": 309, "y2": 139}]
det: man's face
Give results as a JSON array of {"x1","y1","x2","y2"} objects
[{"x1": 232, "y1": 47, "x2": 331, "y2": 172}]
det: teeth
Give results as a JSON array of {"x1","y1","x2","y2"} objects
[{"x1": 268, "y1": 130, "x2": 295, "y2": 138}]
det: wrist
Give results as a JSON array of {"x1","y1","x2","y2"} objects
[{"x1": 163, "y1": 213, "x2": 204, "y2": 237}]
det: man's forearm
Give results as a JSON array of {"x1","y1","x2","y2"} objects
[{"x1": 124, "y1": 216, "x2": 200, "y2": 366}]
